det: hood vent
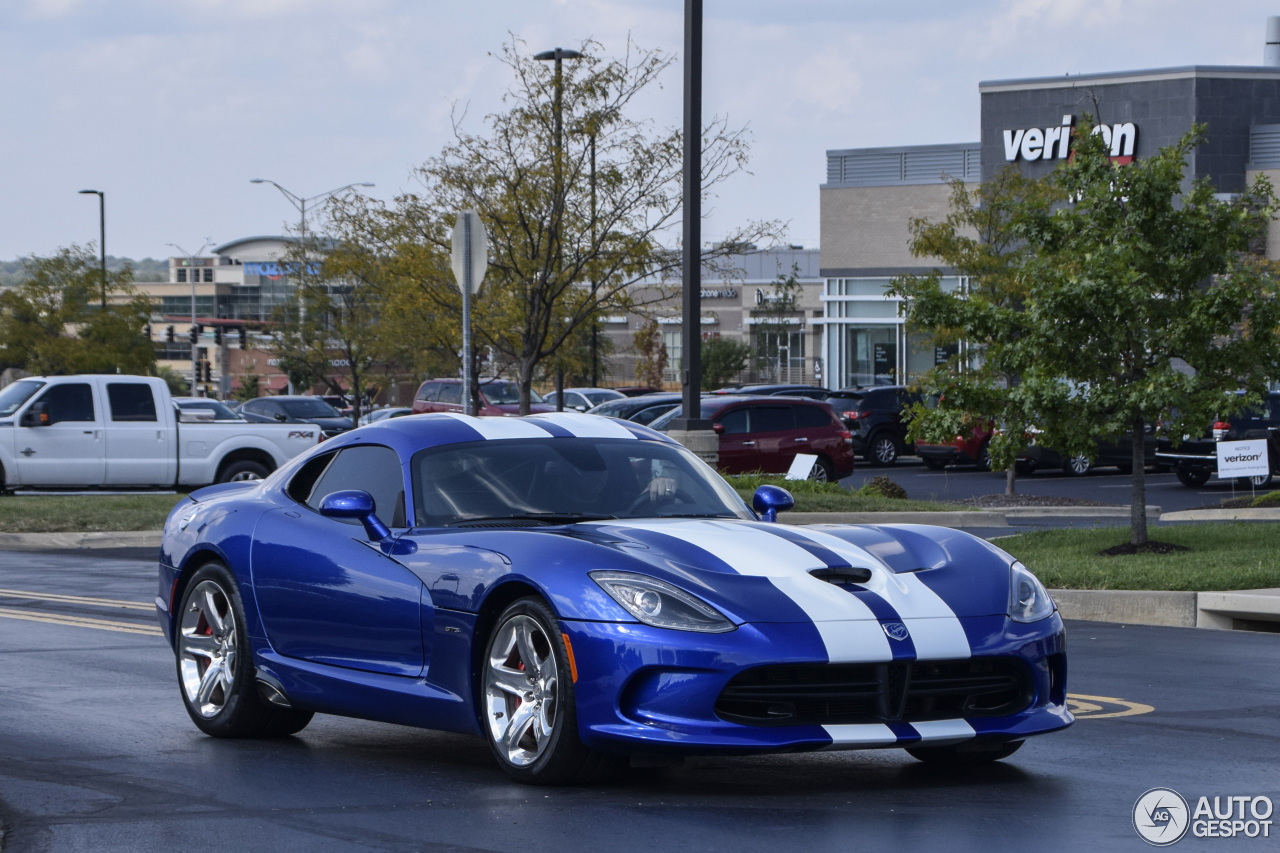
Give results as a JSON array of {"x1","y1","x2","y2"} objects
[{"x1": 810, "y1": 567, "x2": 873, "y2": 585}]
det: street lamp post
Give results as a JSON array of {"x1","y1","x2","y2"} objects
[
  {"x1": 78, "y1": 189, "x2": 106, "y2": 309},
  {"x1": 250, "y1": 179, "x2": 374, "y2": 394},
  {"x1": 168, "y1": 240, "x2": 213, "y2": 396},
  {"x1": 534, "y1": 48, "x2": 582, "y2": 410}
]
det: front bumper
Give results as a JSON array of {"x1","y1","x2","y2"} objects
[
  {"x1": 562, "y1": 613, "x2": 1071, "y2": 755},
  {"x1": 916, "y1": 443, "x2": 977, "y2": 465}
]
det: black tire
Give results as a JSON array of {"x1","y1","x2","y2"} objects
[
  {"x1": 481, "y1": 597, "x2": 619, "y2": 785},
  {"x1": 175, "y1": 562, "x2": 313, "y2": 738},
  {"x1": 809, "y1": 456, "x2": 836, "y2": 482},
  {"x1": 922, "y1": 457, "x2": 948, "y2": 471},
  {"x1": 1061, "y1": 453, "x2": 1092, "y2": 477},
  {"x1": 975, "y1": 443, "x2": 992, "y2": 472},
  {"x1": 218, "y1": 460, "x2": 270, "y2": 484},
  {"x1": 1116, "y1": 463, "x2": 1133, "y2": 475},
  {"x1": 1175, "y1": 467, "x2": 1210, "y2": 488},
  {"x1": 867, "y1": 433, "x2": 900, "y2": 467},
  {"x1": 1014, "y1": 460, "x2": 1035, "y2": 476},
  {"x1": 906, "y1": 740, "x2": 1023, "y2": 765},
  {"x1": 1239, "y1": 471, "x2": 1273, "y2": 488}
]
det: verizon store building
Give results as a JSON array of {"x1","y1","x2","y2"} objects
[{"x1": 820, "y1": 57, "x2": 1280, "y2": 390}]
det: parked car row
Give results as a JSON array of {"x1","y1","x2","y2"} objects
[{"x1": 1156, "y1": 391, "x2": 1280, "y2": 488}]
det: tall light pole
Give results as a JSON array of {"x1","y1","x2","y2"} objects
[
  {"x1": 680, "y1": 0, "x2": 704, "y2": 427},
  {"x1": 168, "y1": 240, "x2": 213, "y2": 396},
  {"x1": 534, "y1": 48, "x2": 582, "y2": 409},
  {"x1": 78, "y1": 189, "x2": 106, "y2": 309}
]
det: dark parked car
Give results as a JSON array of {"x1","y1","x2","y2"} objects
[
  {"x1": 1157, "y1": 392, "x2": 1280, "y2": 487},
  {"x1": 823, "y1": 386, "x2": 921, "y2": 466},
  {"x1": 174, "y1": 397, "x2": 245, "y2": 422},
  {"x1": 411, "y1": 379, "x2": 553, "y2": 417},
  {"x1": 612, "y1": 385, "x2": 665, "y2": 397},
  {"x1": 712, "y1": 383, "x2": 833, "y2": 400},
  {"x1": 240, "y1": 396, "x2": 353, "y2": 440},
  {"x1": 586, "y1": 393, "x2": 683, "y2": 425},
  {"x1": 1017, "y1": 426, "x2": 1159, "y2": 476},
  {"x1": 650, "y1": 395, "x2": 855, "y2": 480}
]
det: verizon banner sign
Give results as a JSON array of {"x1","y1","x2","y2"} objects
[{"x1": 1216, "y1": 439, "x2": 1270, "y2": 479}]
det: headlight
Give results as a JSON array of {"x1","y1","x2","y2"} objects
[
  {"x1": 589, "y1": 571, "x2": 735, "y2": 633},
  {"x1": 1009, "y1": 561, "x2": 1055, "y2": 623}
]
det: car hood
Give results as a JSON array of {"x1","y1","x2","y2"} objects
[
  {"x1": 567, "y1": 517, "x2": 1015, "y2": 626},
  {"x1": 491, "y1": 403, "x2": 554, "y2": 414}
]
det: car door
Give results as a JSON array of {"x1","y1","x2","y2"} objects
[
  {"x1": 251, "y1": 444, "x2": 427, "y2": 677},
  {"x1": 713, "y1": 406, "x2": 756, "y2": 474},
  {"x1": 103, "y1": 380, "x2": 175, "y2": 485},
  {"x1": 746, "y1": 404, "x2": 797, "y2": 473},
  {"x1": 13, "y1": 381, "x2": 106, "y2": 486}
]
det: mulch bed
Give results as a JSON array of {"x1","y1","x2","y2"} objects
[{"x1": 1098, "y1": 541, "x2": 1192, "y2": 556}]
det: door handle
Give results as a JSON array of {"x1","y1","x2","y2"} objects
[
  {"x1": 741, "y1": 440, "x2": 756, "y2": 446},
  {"x1": 83, "y1": 430, "x2": 96, "y2": 436},
  {"x1": 794, "y1": 437, "x2": 809, "y2": 443}
]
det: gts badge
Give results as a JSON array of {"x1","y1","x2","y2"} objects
[
  {"x1": 881, "y1": 622, "x2": 910, "y2": 642},
  {"x1": 288, "y1": 431, "x2": 316, "y2": 440}
]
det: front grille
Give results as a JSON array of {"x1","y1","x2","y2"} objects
[{"x1": 715, "y1": 658, "x2": 1032, "y2": 727}]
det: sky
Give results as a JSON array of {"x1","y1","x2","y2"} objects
[{"x1": 3, "y1": 0, "x2": 1280, "y2": 262}]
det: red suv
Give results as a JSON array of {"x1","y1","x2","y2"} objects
[
  {"x1": 411, "y1": 379, "x2": 553, "y2": 417},
  {"x1": 649, "y1": 396, "x2": 855, "y2": 481}
]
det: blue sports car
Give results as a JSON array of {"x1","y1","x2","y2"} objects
[{"x1": 156, "y1": 412, "x2": 1071, "y2": 784}]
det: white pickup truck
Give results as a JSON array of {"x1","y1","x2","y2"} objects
[{"x1": 0, "y1": 374, "x2": 320, "y2": 490}]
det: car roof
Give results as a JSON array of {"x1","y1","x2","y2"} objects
[{"x1": 316, "y1": 412, "x2": 677, "y2": 458}]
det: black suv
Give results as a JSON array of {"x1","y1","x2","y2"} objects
[
  {"x1": 1156, "y1": 392, "x2": 1280, "y2": 487},
  {"x1": 825, "y1": 386, "x2": 920, "y2": 466}
]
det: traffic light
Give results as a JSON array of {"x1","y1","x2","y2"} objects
[
  {"x1": 144, "y1": 324, "x2": 151, "y2": 340},
  {"x1": 188, "y1": 325, "x2": 199, "y2": 344},
  {"x1": 238, "y1": 326, "x2": 247, "y2": 348},
  {"x1": 166, "y1": 325, "x2": 175, "y2": 343},
  {"x1": 213, "y1": 325, "x2": 223, "y2": 346},
  {"x1": 201, "y1": 360, "x2": 212, "y2": 383}
]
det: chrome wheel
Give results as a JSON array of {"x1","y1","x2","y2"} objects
[
  {"x1": 485, "y1": 614, "x2": 559, "y2": 768},
  {"x1": 871, "y1": 435, "x2": 898, "y2": 466},
  {"x1": 179, "y1": 579, "x2": 237, "y2": 719},
  {"x1": 228, "y1": 470, "x2": 262, "y2": 482},
  {"x1": 1063, "y1": 453, "x2": 1092, "y2": 476}
]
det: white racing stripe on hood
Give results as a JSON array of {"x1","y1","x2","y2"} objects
[
  {"x1": 439, "y1": 413, "x2": 550, "y2": 440},
  {"x1": 529, "y1": 412, "x2": 638, "y2": 439},
  {"x1": 781, "y1": 525, "x2": 972, "y2": 661},
  {"x1": 615, "y1": 520, "x2": 893, "y2": 663}
]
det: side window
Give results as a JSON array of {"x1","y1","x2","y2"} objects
[
  {"x1": 438, "y1": 383, "x2": 462, "y2": 405},
  {"x1": 106, "y1": 383, "x2": 158, "y2": 422},
  {"x1": 287, "y1": 451, "x2": 337, "y2": 504},
  {"x1": 794, "y1": 405, "x2": 833, "y2": 429},
  {"x1": 717, "y1": 408, "x2": 750, "y2": 435},
  {"x1": 417, "y1": 383, "x2": 440, "y2": 402},
  {"x1": 242, "y1": 400, "x2": 262, "y2": 416},
  {"x1": 36, "y1": 383, "x2": 95, "y2": 425},
  {"x1": 749, "y1": 406, "x2": 794, "y2": 433},
  {"x1": 306, "y1": 445, "x2": 406, "y2": 528}
]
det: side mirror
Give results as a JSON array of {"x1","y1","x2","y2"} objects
[
  {"x1": 274, "y1": 413, "x2": 288, "y2": 423},
  {"x1": 573, "y1": 405, "x2": 587, "y2": 412},
  {"x1": 712, "y1": 422, "x2": 725, "y2": 434},
  {"x1": 752, "y1": 484, "x2": 795, "y2": 523},
  {"x1": 20, "y1": 402, "x2": 49, "y2": 428},
  {"x1": 319, "y1": 490, "x2": 391, "y2": 541}
]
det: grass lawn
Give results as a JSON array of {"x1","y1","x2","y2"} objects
[
  {"x1": 0, "y1": 494, "x2": 186, "y2": 532},
  {"x1": 998, "y1": 524, "x2": 1280, "y2": 591}
]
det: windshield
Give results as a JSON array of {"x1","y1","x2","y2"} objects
[
  {"x1": 480, "y1": 382, "x2": 544, "y2": 405},
  {"x1": 0, "y1": 380, "x2": 45, "y2": 418},
  {"x1": 411, "y1": 437, "x2": 752, "y2": 527},
  {"x1": 280, "y1": 398, "x2": 342, "y2": 418},
  {"x1": 584, "y1": 389, "x2": 624, "y2": 405}
]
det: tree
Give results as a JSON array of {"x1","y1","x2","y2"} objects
[
  {"x1": 1017, "y1": 120, "x2": 1280, "y2": 547},
  {"x1": 0, "y1": 245, "x2": 155, "y2": 376},
  {"x1": 891, "y1": 167, "x2": 1064, "y2": 495},
  {"x1": 391, "y1": 36, "x2": 776, "y2": 413},
  {"x1": 632, "y1": 318, "x2": 667, "y2": 388},
  {"x1": 701, "y1": 335, "x2": 752, "y2": 389}
]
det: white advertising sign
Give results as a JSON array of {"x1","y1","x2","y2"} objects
[
  {"x1": 1216, "y1": 439, "x2": 1270, "y2": 478},
  {"x1": 785, "y1": 453, "x2": 818, "y2": 481}
]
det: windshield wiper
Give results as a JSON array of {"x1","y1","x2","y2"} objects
[{"x1": 447, "y1": 512, "x2": 617, "y2": 527}]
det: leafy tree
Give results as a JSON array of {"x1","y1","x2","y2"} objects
[
  {"x1": 632, "y1": 318, "x2": 667, "y2": 388},
  {"x1": 891, "y1": 167, "x2": 1063, "y2": 495},
  {"x1": 0, "y1": 245, "x2": 154, "y2": 376},
  {"x1": 153, "y1": 364, "x2": 188, "y2": 396},
  {"x1": 1017, "y1": 121, "x2": 1280, "y2": 547},
  {"x1": 701, "y1": 335, "x2": 752, "y2": 389},
  {"x1": 392, "y1": 36, "x2": 776, "y2": 413}
]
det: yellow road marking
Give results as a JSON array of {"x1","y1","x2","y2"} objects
[
  {"x1": 1068, "y1": 693, "x2": 1155, "y2": 719},
  {"x1": 0, "y1": 606, "x2": 161, "y2": 636},
  {"x1": 0, "y1": 588, "x2": 152, "y2": 611}
]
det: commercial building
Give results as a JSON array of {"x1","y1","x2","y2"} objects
[{"x1": 820, "y1": 23, "x2": 1280, "y2": 390}]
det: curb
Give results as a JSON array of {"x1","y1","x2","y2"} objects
[
  {"x1": 791, "y1": 511, "x2": 1005, "y2": 527},
  {"x1": 1002, "y1": 505, "x2": 1161, "y2": 519},
  {"x1": 1051, "y1": 587, "x2": 1280, "y2": 631},
  {"x1": 0, "y1": 531, "x2": 162, "y2": 550},
  {"x1": 1161, "y1": 508, "x2": 1280, "y2": 521}
]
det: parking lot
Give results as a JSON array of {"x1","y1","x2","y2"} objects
[{"x1": 0, "y1": 546, "x2": 1277, "y2": 851}]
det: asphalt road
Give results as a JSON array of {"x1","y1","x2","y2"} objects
[
  {"x1": 840, "y1": 458, "x2": 1277, "y2": 515},
  {"x1": 1, "y1": 547, "x2": 1278, "y2": 851}
]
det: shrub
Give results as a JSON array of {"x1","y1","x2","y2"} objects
[{"x1": 855, "y1": 475, "x2": 908, "y2": 500}]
